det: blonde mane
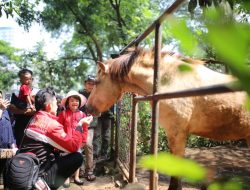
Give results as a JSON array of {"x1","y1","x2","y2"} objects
[{"x1": 108, "y1": 48, "x2": 204, "y2": 81}]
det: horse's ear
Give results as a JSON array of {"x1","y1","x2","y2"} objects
[{"x1": 97, "y1": 61, "x2": 109, "y2": 73}]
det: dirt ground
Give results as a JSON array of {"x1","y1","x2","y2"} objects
[
  {"x1": 55, "y1": 146, "x2": 250, "y2": 190},
  {"x1": 136, "y1": 146, "x2": 250, "y2": 190},
  {"x1": 1, "y1": 146, "x2": 249, "y2": 190}
]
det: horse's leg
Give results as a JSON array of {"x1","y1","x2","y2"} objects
[
  {"x1": 167, "y1": 128, "x2": 188, "y2": 190},
  {"x1": 246, "y1": 136, "x2": 250, "y2": 147}
]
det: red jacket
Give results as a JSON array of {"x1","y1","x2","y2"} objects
[
  {"x1": 57, "y1": 109, "x2": 88, "y2": 144},
  {"x1": 25, "y1": 111, "x2": 83, "y2": 153}
]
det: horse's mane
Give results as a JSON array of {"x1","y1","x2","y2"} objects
[
  {"x1": 109, "y1": 48, "x2": 146, "y2": 81},
  {"x1": 108, "y1": 47, "x2": 204, "y2": 81}
]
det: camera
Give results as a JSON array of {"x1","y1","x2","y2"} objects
[{"x1": 5, "y1": 93, "x2": 12, "y2": 101}]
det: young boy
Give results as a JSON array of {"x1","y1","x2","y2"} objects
[{"x1": 12, "y1": 69, "x2": 35, "y2": 110}]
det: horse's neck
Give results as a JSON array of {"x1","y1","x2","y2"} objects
[
  {"x1": 121, "y1": 57, "x2": 234, "y2": 95},
  {"x1": 122, "y1": 64, "x2": 154, "y2": 95}
]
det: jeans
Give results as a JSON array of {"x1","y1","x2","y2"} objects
[
  {"x1": 94, "y1": 116, "x2": 111, "y2": 158},
  {"x1": 84, "y1": 128, "x2": 95, "y2": 173}
]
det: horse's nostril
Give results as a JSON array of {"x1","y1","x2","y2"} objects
[
  {"x1": 85, "y1": 104, "x2": 100, "y2": 117},
  {"x1": 86, "y1": 104, "x2": 96, "y2": 115},
  {"x1": 85, "y1": 104, "x2": 92, "y2": 114}
]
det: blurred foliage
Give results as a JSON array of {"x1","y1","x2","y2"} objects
[
  {"x1": 138, "y1": 1, "x2": 250, "y2": 189},
  {"x1": 0, "y1": 40, "x2": 20, "y2": 90},
  {"x1": 139, "y1": 152, "x2": 207, "y2": 183},
  {"x1": 140, "y1": 152, "x2": 249, "y2": 189},
  {"x1": 0, "y1": 0, "x2": 39, "y2": 31}
]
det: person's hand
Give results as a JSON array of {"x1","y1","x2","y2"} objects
[
  {"x1": 81, "y1": 142, "x2": 86, "y2": 148},
  {"x1": 30, "y1": 104, "x2": 36, "y2": 111},
  {"x1": 0, "y1": 99, "x2": 10, "y2": 110},
  {"x1": 78, "y1": 115, "x2": 93, "y2": 126}
]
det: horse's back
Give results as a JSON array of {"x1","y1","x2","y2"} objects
[
  {"x1": 159, "y1": 90, "x2": 250, "y2": 141},
  {"x1": 189, "y1": 92, "x2": 250, "y2": 140}
]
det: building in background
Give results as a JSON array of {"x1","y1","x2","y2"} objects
[{"x1": 0, "y1": 26, "x2": 15, "y2": 45}]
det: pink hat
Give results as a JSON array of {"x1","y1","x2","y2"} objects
[{"x1": 61, "y1": 90, "x2": 87, "y2": 108}]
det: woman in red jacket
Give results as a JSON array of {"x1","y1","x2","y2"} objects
[
  {"x1": 58, "y1": 91, "x2": 92, "y2": 187},
  {"x1": 5, "y1": 88, "x2": 88, "y2": 190}
]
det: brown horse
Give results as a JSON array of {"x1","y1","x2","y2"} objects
[{"x1": 86, "y1": 48, "x2": 250, "y2": 190}]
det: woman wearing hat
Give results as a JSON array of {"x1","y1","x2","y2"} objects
[{"x1": 58, "y1": 90, "x2": 93, "y2": 187}]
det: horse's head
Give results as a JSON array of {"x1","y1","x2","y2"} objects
[{"x1": 86, "y1": 60, "x2": 123, "y2": 116}]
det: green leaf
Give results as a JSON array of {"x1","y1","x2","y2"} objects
[
  {"x1": 207, "y1": 23, "x2": 248, "y2": 66},
  {"x1": 208, "y1": 179, "x2": 243, "y2": 190},
  {"x1": 168, "y1": 18, "x2": 200, "y2": 56},
  {"x1": 178, "y1": 64, "x2": 193, "y2": 72},
  {"x1": 246, "y1": 97, "x2": 250, "y2": 110},
  {"x1": 139, "y1": 152, "x2": 207, "y2": 182}
]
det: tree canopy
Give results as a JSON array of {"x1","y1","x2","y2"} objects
[{"x1": 0, "y1": 0, "x2": 249, "y2": 95}]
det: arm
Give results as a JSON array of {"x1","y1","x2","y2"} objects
[
  {"x1": 81, "y1": 124, "x2": 88, "y2": 144},
  {"x1": 25, "y1": 114, "x2": 83, "y2": 153},
  {"x1": 26, "y1": 95, "x2": 33, "y2": 105},
  {"x1": 57, "y1": 111, "x2": 65, "y2": 125},
  {"x1": 26, "y1": 95, "x2": 35, "y2": 110},
  {"x1": 48, "y1": 123, "x2": 83, "y2": 152},
  {"x1": 9, "y1": 104, "x2": 35, "y2": 115},
  {"x1": 78, "y1": 115, "x2": 93, "y2": 126}
]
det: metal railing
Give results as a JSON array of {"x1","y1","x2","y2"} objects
[{"x1": 113, "y1": 0, "x2": 242, "y2": 189}]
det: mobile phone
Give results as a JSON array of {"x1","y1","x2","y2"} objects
[{"x1": 5, "y1": 93, "x2": 12, "y2": 101}]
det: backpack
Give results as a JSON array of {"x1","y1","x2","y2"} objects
[{"x1": 4, "y1": 152, "x2": 40, "y2": 190}]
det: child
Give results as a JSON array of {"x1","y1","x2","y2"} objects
[
  {"x1": 12, "y1": 69, "x2": 35, "y2": 110},
  {"x1": 58, "y1": 90, "x2": 93, "y2": 188}
]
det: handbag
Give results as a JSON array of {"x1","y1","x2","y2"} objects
[{"x1": 4, "y1": 152, "x2": 40, "y2": 190}]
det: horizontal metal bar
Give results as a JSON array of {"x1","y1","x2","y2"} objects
[{"x1": 134, "y1": 84, "x2": 242, "y2": 102}]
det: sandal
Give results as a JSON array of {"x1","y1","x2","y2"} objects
[
  {"x1": 74, "y1": 178, "x2": 84, "y2": 185},
  {"x1": 63, "y1": 182, "x2": 70, "y2": 188},
  {"x1": 63, "y1": 178, "x2": 70, "y2": 188},
  {"x1": 84, "y1": 172, "x2": 96, "y2": 181}
]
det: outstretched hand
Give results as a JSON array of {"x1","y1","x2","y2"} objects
[{"x1": 78, "y1": 115, "x2": 93, "y2": 126}]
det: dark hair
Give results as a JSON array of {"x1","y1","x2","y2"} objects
[
  {"x1": 18, "y1": 68, "x2": 33, "y2": 78},
  {"x1": 85, "y1": 75, "x2": 95, "y2": 82},
  {"x1": 35, "y1": 87, "x2": 56, "y2": 111},
  {"x1": 0, "y1": 90, "x2": 2, "y2": 95},
  {"x1": 56, "y1": 95, "x2": 63, "y2": 100},
  {"x1": 65, "y1": 95, "x2": 81, "y2": 109}
]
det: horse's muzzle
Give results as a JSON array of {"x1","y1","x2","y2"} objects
[{"x1": 85, "y1": 104, "x2": 101, "y2": 117}]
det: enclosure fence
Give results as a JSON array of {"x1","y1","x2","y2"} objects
[{"x1": 112, "y1": 0, "x2": 243, "y2": 189}]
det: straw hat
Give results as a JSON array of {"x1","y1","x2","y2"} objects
[{"x1": 61, "y1": 90, "x2": 87, "y2": 108}]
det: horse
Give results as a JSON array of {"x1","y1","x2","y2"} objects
[{"x1": 86, "y1": 48, "x2": 250, "y2": 190}]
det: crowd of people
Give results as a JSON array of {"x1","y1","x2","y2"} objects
[{"x1": 0, "y1": 69, "x2": 114, "y2": 189}]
